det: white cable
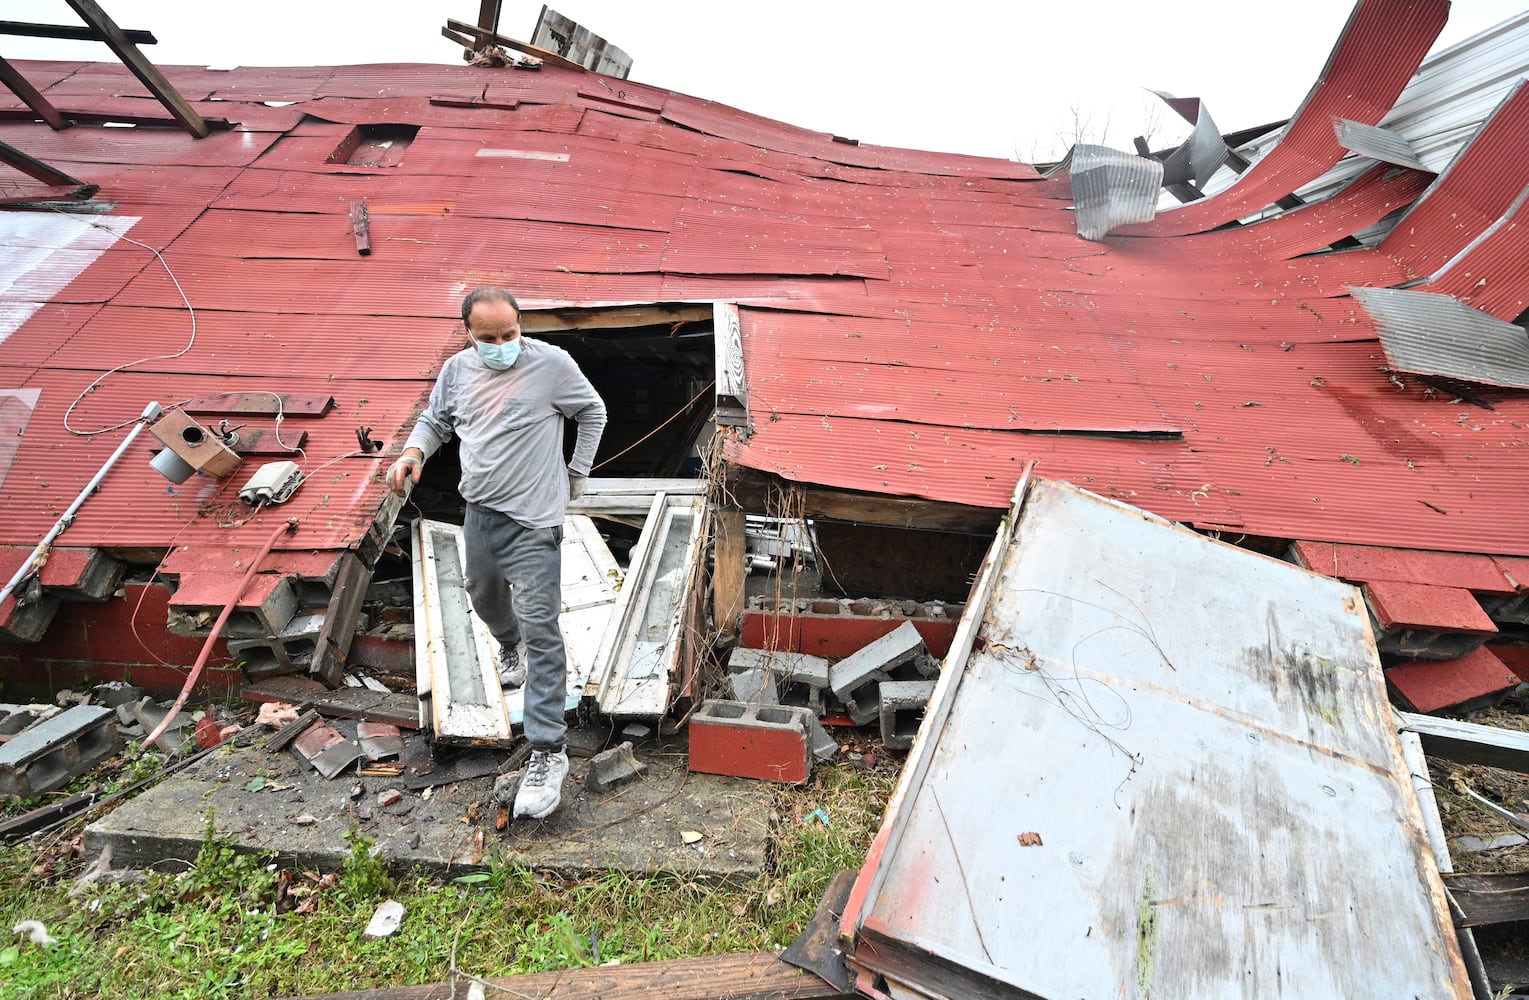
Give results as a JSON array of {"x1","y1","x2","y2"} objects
[{"x1": 42, "y1": 208, "x2": 201, "y2": 437}]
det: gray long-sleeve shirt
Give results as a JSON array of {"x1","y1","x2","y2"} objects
[{"x1": 403, "y1": 338, "x2": 606, "y2": 528}]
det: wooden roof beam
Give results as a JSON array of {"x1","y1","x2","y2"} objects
[
  {"x1": 0, "y1": 19, "x2": 156, "y2": 44},
  {"x1": 443, "y1": 17, "x2": 585, "y2": 71},
  {"x1": 0, "y1": 55, "x2": 67, "y2": 129},
  {"x1": 61, "y1": 0, "x2": 208, "y2": 138},
  {"x1": 0, "y1": 137, "x2": 85, "y2": 186}
]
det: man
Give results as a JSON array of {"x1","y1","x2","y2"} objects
[{"x1": 388, "y1": 286, "x2": 606, "y2": 820}]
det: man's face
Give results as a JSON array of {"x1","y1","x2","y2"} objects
[{"x1": 466, "y1": 299, "x2": 521, "y2": 346}]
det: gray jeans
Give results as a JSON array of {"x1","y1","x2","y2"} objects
[{"x1": 463, "y1": 503, "x2": 566, "y2": 751}]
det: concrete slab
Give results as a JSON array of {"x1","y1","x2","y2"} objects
[{"x1": 84, "y1": 725, "x2": 770, "y2": 883}]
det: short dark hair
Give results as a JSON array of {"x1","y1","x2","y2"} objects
[{"x1": 461, "y1": 286, "x2": 520, "y2": 326}]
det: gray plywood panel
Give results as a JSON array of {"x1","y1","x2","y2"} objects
[{"x1": 847, "y1": 479, "x2": 1467, "y2": 999}]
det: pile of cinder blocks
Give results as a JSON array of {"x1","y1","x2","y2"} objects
[{"x1": 690, "y1": 620, "x2": 940, "y2": 785}]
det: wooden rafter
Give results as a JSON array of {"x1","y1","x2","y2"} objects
[
  {"x1": 62, "y1": 0, "x2": 208, "y2": 138},
  {"x1": 0, "y1": 19, "x2": 156, "y2": 44},
  {"x1": 0, "y1": 55, "x2": 67, "y2": 129},
  {"x1": 442, "y1": 17, "x2": 586, "y2": 71},
  {"x1": 0, "y1": 137, "x2": 84, "y2": 186}
]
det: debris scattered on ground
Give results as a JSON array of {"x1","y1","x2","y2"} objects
[
  {"x1": 255, "y1": 701, "x2": 301, "y2": 727},
  {"x1": 12, "y1": 920, "x2": 56, "y2": 947},
  {"x1": 361, "y1": 899, "x2": 405, "y2": 938}
]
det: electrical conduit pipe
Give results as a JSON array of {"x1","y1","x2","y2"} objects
[
  {"x1": 142, "y1": 517, "x2": 299, "y2": 750},
  {"x1": 0, "y1": 401, "x2": 164, "y2": 608}
]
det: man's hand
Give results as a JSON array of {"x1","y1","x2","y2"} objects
[
  {"x1": 568, "y1": 468, "x2": 587, "y2": 500},
  {"x1": 388, "y1": 453, "x2": 423, "y2": 496}
]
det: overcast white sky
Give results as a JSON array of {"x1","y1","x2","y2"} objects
[{"x1": 10, "y1": 1, "x2": 1528, "y2": 160}]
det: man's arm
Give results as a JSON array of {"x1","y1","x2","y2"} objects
[
  {"x1": 388, "y1": 368, "x2": 456, "y2": 495},
  {"x1": 557, "y1": 368, "x2": 607, "y2": 477}
]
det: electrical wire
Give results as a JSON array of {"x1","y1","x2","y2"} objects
[
  {"x1": 592, "y1": 379, "x2": 715, "y2": 472},
  {"x1": 40, "y1": 207, "x2": 200, "y2": 437}
]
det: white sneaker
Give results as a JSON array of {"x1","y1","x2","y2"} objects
[
  {"x1": 497, "y1": 642, "x2": 526, "y2": 688},
  {"x1": 513, "y1": 749, "x2": 569, "y2": 819}
]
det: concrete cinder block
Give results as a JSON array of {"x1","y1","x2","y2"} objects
[
  {"x1": 730, "y1": 667, "x2": 780, "y2": 705},
  {"x1": 689, "y1": 699, "x2": 814, "y2": 784},
  {"x1": 830, "y1": 621, "x2": 928, "y2": 724},
  {"x1": 229, "y1": 613, "x2": 326, "y2": 679},
  {"x1": 879, "y1": 679, "x2": 936, "y2": 750},
  {"x1": 167, "y1": 572, "x2": 298, "y2": 639},
  {"x1": 586, "y1": 740, "x2": 647, "y2": 793},
  {"x1": 728, "y1": 647, "x2": 832, "y2": 689},
  {"x1": 0, "y1": 704, "x2": 122, "y2": 797},
  {"x1": 92, "y1": 682, "x2": 145, "y2": 709},
  {"x1": 804, "y1": 713, "x2": 839, "y2": 762}
]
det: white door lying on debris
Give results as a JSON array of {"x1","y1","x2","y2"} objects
[
  {"x1": 412, "y1": 515, "x2": 622, "y2": 746},
  {"x1": 840, "y1": 477, "x2": 1470, "y2": 999},
  {"x1": 588, "y1": 492, "x2": 705, "y2": 720}
]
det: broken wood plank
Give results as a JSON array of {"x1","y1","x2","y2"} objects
[
  {"x1": 180, "y1": 393, "x2": 336, "y2": 417},
  {"x1": 713, "y1": 509, "x2": 746, "y2": 638},
  {"x1": 721, "y1": 465, "x2": 1000, "y2": 535},
  {"x1": 443, "y1": 17, "x2": 586, "y2": 71},
  {"x1": 0, "y1": 108, "x2": 230, "y2": 130},
  {"x1": 311, "y1": 552, "x2": 370, "y2": 688},
  {"x1": 272, "y1": 951, "x2": 854, "y2": 1000},
  {"x1": 264, "y1": 708, "x2": 320, "y2": 753},
  {"x1": 520, "y1": 303, "x2": 712, "y2": 334},
  {"x1": 1443, "y1": 872, "x2": 1529, "y2": 928},
  {"x1": 428, "y1": 95, "x2": 521, "y2": 111},
  {"x1": 0, "y1": 56, "x2": 67, "y2": 129},
  {"x1": 0, "y1": 19, "x2": 156, "y2": 43},
  {"x1": 244, "y1": 678, "x2": 420, "y2": 730},
  {"x1": 62, "y1": 0, "x2": 208, "y2": 138},
  {"x1": 1398, "y1": 711, "x2": 1529, "y2": 774},
  {"x1": 713, "y1": 301, "x2": 749, "y2": 430},
  {"x1": 349, "y1": 200, "x2": 371, "y2": 256},
  {"x1": 0, "y1": 791, "x2": 95, "y2": 842},
  {"x1": 0, "y1": 182, "x2": 97, "y2": 204}
]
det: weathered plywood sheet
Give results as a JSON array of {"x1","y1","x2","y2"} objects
[{"x1": 847, "y1": 479, "x2": 1467, "y2": 999}]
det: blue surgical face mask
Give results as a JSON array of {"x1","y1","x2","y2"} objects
[{"x1": 474, "y1": 337, "x2": 521, "y2": 370}]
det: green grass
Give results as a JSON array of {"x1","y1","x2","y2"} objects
[{"x1": 0, "y1": 762, "x2": 897, "y2": 999}]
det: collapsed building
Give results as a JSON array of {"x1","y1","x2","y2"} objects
[{"x1": 1, "y1": 1, "x2": 1528, "y2": 997}]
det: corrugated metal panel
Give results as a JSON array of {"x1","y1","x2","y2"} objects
[
  {"x1": 1229, "y1": 12, "x2": 1529, "y2": 218},
  {"x1": 659, "y1": 96, "x2": 1039, "y2": 180},
  {"x1": 0, "y1": 122, "x2": 278, "y2": 166},
  {"x1": 0, "y1": 0, "x2": 1525, "y2": 587},
  {"x1": 1416, "y1": 186, "x2": 1529, "y2": 320},
  {"x1": 1122, "y1": 0, "x2": 1449, "y2": 237},
  {"x1": 168, "y1": 208, "x2": 670, "y2": 274},
  {"x1": 1154, "y1": 92, "x2": 1229, "y2": 189},
  {"x1": 842, "y1": 478, "x2": 1468, "y2": 999},
  {"x1": 0, "y1": 368, "x2": 407, "y2": 551},
  {"x1": 1332, "y1": 118, "x2": 1430, "y2": 170},
  {"x1": 1379, "y1": 80, "x2": 1529, "y2": 280},
  {"x1": 1350, "y1": 285, "x2": 1529, "y2": 388},
  {"x1": 663, "y1": 202, "x2": 891, "y2": 279},
  {"x1": 1157, "y1": 164, "x2": 1430, "y2": 260}
]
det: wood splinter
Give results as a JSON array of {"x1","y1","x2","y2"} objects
[{"x1": 350, "y1": 200, "x2": 371, "y2": 256}]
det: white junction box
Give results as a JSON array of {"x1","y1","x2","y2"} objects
[{"x1": 239, "y1": 461, "x2": 302, "y2": 505}]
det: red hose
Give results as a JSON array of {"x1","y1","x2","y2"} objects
[{"x1": 143, "y1": 517, "x2": 298, "y2": 749}]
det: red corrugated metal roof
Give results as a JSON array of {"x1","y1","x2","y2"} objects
[
  {"x1": 1119, "y1": 0, "x2": 1449, "y2": 237},
  {"x1": 0, "y1": 0, "x2": 1525, "y2": 638}
]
